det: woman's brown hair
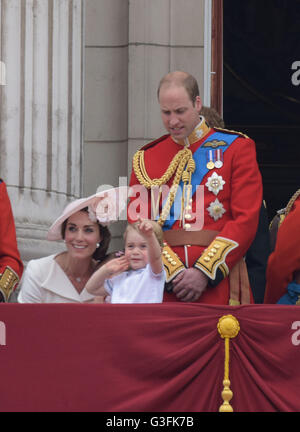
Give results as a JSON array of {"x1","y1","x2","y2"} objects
[{"x1": 61, "y1": 207, "x2": 111, "y2": 262}]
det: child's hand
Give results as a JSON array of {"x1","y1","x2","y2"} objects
[
  {"x1": 104, "y1": 256, "x2": 129, "y2": 278},
  {"x1": 138, "y1": 218, "x2": 154, "y2": 238}
]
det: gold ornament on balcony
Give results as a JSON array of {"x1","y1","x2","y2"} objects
[{"x1": 217, "y1": 314, "x2": 240, "y2": 412}]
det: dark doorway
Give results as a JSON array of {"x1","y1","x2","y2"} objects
[{"x1": 223, "y1": 0, "x2": 300, "y2": 220}]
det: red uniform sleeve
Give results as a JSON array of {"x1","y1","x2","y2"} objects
[
  {"x1": 0, "y1": 181, "x2": 24, "y2": 301},
  {"x1": 264, "y1": 197, "x2": 300, "y2": 303}
]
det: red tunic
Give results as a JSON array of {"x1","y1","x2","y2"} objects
[
  {"x1": 128, "y1": 123, "x2": 263, "y2": 304},
  {"x1": 264, "y1": 194, "x2": 300, "y2": 303},
  {"x1": 0, "y1": 180, "x2": 24, "y2": 301}
]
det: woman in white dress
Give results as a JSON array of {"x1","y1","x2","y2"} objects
[{"x1": 18, "y1": 188, "x2": 127, "y2": 303}]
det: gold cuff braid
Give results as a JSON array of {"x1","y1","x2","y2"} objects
[
  {"x1": 0, "y1": 266, "x2": 19, "y2": 302},
  {"x1": 194, "y1": 237, "x2": 238, "y2": 280},
  {"x1": 162, "y1": 243, "x2": 185, "y2": 283}
]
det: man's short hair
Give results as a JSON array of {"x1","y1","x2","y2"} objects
[{"x1": 157, "y1": 71, "x2": 200, "y2": 104}]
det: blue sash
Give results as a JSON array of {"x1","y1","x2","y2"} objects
[
  {"x1": 161, "y1": 131, "x2": 238, "y2": 230},
  {"x1": 277, "y1": 281, "x2": 300, "y2": 305}
]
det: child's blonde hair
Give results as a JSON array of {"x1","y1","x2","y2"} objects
[{"x1": 124, "y1": 221, "x2": 164, "y2": 247}]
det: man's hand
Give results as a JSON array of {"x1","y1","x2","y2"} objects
[{"x1": 172, "y1": 268, "x2": 208, "y2": 302}]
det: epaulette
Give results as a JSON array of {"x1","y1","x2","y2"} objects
[
  {"x1": 138, "y1": 134, "x2": 170, "y2": 151},
  {"x1": 214, "y1": 127, "x2": 249, "y2": 139}
]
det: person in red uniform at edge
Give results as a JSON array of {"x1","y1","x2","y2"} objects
[
  {"x1": 264, "y1": 189, "x2": 300, "y2": 304},
  {"x1": 0, "y1": 179, "x2": 23, "y2": 302},
  {"x1": 128, "y1": 71, "x2": 263, "y2": 304}
]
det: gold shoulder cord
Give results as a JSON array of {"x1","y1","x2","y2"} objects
[
  {"x1": 276, "y1": 188, "x2": 300, "y2": 229},
  {"x1": 285, "y1": 188, "x2": 300, "y2": 217},
  {"x1": 133, "y1": 148, "x2": 195, "y2": 227}
]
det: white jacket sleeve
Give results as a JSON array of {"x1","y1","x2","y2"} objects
[{"x1": 18, "y1": 260, "x2": 45, "y2": 303}]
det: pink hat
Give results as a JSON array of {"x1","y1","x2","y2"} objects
[{"x1": 47, "y1": 186, "x2": 130, "y2": 241}]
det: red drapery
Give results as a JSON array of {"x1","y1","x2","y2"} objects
[{"x1": 0, "y1": 303, "x2": 299, "y2": 412}]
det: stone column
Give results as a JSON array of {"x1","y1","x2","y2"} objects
[
  {"x1": 127, "y1": 0, "x2": 207, "y2": 171},
  {"x1": 0, "y1": 0, "x2": 83, "y2": 261},
  {"x1": 83, "y1": 0, "x2": 129, "y2": 251}
]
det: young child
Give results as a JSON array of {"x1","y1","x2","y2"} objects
[{"x1": 85, "y1": 219, "x2": 165, "y2": 303}]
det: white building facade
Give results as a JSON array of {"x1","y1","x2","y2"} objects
[{"x1": 0, "y1": 0, "x2": 216, "y2": 262}]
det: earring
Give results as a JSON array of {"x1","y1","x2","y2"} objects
[{"x1": 96, "y1": 242, "x2": 101, "y2": 248}]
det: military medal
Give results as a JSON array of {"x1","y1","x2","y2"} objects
[
  {"x1": 214, "y1": 160, "x2": 223, "y2": 168},
  {"x1": 214, "y1": 149, "x2": 223, "y2": 169},
  {"x1": 207, "y1": 198, "x2": 226, "y2": 221},
  {"x1": 205, "y1": 172, "x2": 225, "y2": 196},
  {"x1": 206, "y1": 150, "x2": 215, "y2": 170}
]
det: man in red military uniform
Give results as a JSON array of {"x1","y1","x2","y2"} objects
[
  {"x1": 0, "y1": 179, "x2": 23, "y2": 302},
  {"x1": 264, "y1": 189, "x2": 300, "y2": 304},
  {"x1": 128, "y1": 71, "x2": 263, "y2": 304}
]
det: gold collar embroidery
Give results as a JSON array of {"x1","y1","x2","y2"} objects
[{"x1": 173, "y1": 116, "x2": 211, "y2": 147}]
